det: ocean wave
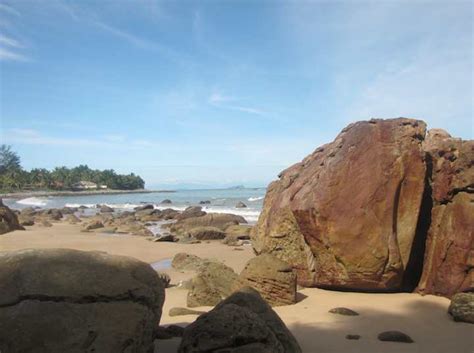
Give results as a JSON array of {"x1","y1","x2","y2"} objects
[
  {"x1": 248, "y1": 196, "x2": 264, "y2": 202},
  {"x1": 16, "y1": 197, "x2": 49, "y2": 207}
]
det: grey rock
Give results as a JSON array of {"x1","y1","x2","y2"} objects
[
  {"x1": 378, "y1": 331, "x2": 414, "y2": 343},
  {"x1": 448, "y1": 292, "x2": 474, "y2": 323}
]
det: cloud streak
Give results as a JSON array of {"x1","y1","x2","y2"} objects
[{"x1": 208, "y1": 92, "x2": 269, "y2": 117}]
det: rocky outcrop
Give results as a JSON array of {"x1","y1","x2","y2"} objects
[
  {"x1": 234, "y1": 254, "x2": 297, "y2": 306},
  {"x1": 171, "y1": 213, "x2": 247, "y2": 235},
  {"x1": 417, "y1": 131, "x2": 474, "y2": 297},
  {"x1": 252, "y1": 118, "x2": 427, "y2": 290},
  {"x1": 0, "y1": 199, "x2": 24, "y2": 234},
  {"x1": 187, "y1": 261, "x2": 238, "y2": 307},
  {"x1": 448, "y1": 292, "x2": 474, "y2": 323},
  {"x1": 189, "y1": 226, "x2": 226, "y2": 240},
  {"x1": 179, "y1": 287, "x2": 302, "y2": 353},
  {"x1": 0, "y1": 249, "x2": 165, "y2": 353}
]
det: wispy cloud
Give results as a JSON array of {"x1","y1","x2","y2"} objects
[
  {"x1": 0, "y1": 4, "x2": 28, "y2": 61},
  {"x1": 0, "y1": 47, "x2": 28, "y2": 61},
  {"x1": 3, "y1": 128, "x2": 159, "y2": 149},
  {"x1": 0, "y1": 3, "x2": 21, "y2": 17},
  {"x1": 208, "y1": 92, "x2": 269, "y2": 117}
]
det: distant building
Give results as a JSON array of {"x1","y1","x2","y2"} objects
[{"x1": 72, "y1": 181, "x2": 98, "y2": 191}]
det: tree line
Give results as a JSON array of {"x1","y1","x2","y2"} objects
[{"x1": 0, "y1": 145, "x2": 145, "y2": 191}]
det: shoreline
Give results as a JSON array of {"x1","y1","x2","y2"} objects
[{"x1": 0, "y1": 189, "x2": 175, "y2": 199}]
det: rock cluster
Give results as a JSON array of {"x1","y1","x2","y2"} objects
[
  {"x1": 252, "y1": 118, "x2": 473, "y2": 296},
  {"x1": 0, "y1": 249, "x2": 165, "y2": 353}
]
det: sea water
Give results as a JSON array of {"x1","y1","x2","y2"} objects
[{"x1": 4, "y1": 188, "x2": 266, "y2": 223}]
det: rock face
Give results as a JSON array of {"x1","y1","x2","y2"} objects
[
  {"x1": 0, "y1": 249, "x2": 165, "y2": 353},
  {"x1": 234, "y1": 254, "x2": 297, "y2": 306},
  {"x1": 187, "y1": 261, "x2": 238, "y2": 307},
  {"x1": 417, "y1": 131, "x2": 474, "y2": 297},
  {"x1": 179, "y1": 287, "x2": 302, "y2": 353},
  {"x1": 252, "y1": 118, "x2": 427, "y2": 290},
  {"x1": 0, "y1": 199, "x2": 24, "y2": 234},
  {"x1": 448, "y1": 292, "x2": 474, "y2": 324}
]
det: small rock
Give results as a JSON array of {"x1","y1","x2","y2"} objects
[
  {"x1": 161, "y1": 199, "x2": 172, "y2": 204},
  {"x1": 171, "y1": 253, "x2": 206, "y2": 271},
  {"x1": 169, "y1": 307, "x2": 206, "y2": 317},
  {"x1": 377, "y1": 331, "x2": 413, "y2": 343},
  {"x1": 448, "y1": 292, "x2": 474, "y2": 323},
  {"x1": 199, "y1": 200, "x2": 211, "y2": 204},
  {"x1": 156, "y1": 234, "x2": 176, "y2": 242},
  {"x1": 346, "y1": 334, "x2": 361, "y2": 340},
  {"x1": 329, "y1": 307, "x2": 359, "y2": 316},
  {"x1": 38, "y1": 220, "x2": 53, "y2": 227},
  {"x1": 235, "y1": 201, "x2": 247, "y2": 208},
  {"x1": 134, "y1": 204, "x2": 154, "y2": 211},
  {"x1": 100, "y1": 205, "x2": 114, "y2": 213},
  {"x1": 82, "y1": 220, "x2": 104, "y2": 231}
]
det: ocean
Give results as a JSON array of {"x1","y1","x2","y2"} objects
[{"x1": 4, "y1": 188, "x2": 266, "y2": 224}]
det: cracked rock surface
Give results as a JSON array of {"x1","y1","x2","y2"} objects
[{"x1": 0, "y1": 248, "x2": 165, "y2": 353}]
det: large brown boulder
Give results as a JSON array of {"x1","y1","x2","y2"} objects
[
  {"x1": 0, "y1": 249, "x2": 165, "y2": 353},
  {"x1": 234, "y1": 254, "x2": 297, "y2": 306},
  {"x1": 417, "y1": 131, "x2": 474, "y2": 297},
  {"x1": 179, "y1": 287, "x2": 302, "y2": 353},
  {"x1": 0, "y1": 199, "x2": 24, "y2": 234},
  {"x1": 252, "y1": 118, "x2": 427, "y2": 290}
]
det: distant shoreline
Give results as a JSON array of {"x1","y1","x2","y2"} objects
[{"x1": 0, "y1": 189, "x2": 175, "y2": 199}]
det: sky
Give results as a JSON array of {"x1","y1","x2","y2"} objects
[{"x1": 0, "y1": 0, "x2": 472, "y2": 189}]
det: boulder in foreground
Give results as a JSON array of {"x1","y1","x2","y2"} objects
[
  {"x1": 0, "y1": 249, "x2": 165, "y2": 353},
  {"x1": 179, "y1": 287, "x2": 302, "y2": 353}
]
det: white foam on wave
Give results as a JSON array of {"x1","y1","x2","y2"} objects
[
  {"x1": 17, "y1": 197, "x2": 48, "y2": 207},
  {"x1": 248, "y1": 196, "x2": 264, "y2": 202}
]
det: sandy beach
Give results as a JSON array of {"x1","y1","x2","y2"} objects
[{"x1": 1, "y1": 224, "x2": 471, "y2": 353}]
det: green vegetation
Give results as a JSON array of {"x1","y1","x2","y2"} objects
[{"x1": 0, "y1": 145, "x2": 145, "y2": 192}]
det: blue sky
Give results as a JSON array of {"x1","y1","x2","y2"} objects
[{"x1": 0, "y1": 0, "x2": 472, "y2": 189}]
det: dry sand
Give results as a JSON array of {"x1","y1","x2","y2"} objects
[{"x1": 1, "y1": 224, "x2": 472, "y2": 353}]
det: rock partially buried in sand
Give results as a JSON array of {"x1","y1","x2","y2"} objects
[
  {"x1": 0, "y1": 248, "x2": 165, "y2": 353},
  {"x1": 188, "y1": 226, "x2": 226, "y2": 240},
  {"x1": 377, "y1": 331, "x2": 414, "y2": 343},
  {"x1": 178, "y1": 287, "x2": 302, "y2": 353},
  {"x1": 448, "y1": 292, "x2": 474, "y2": 324},
  {"x1": 0, "y1": 199, "x2": 24, "y2": 234},
  {"x1": 171, "y1": 253, "x2": 206, "y2": 271},
  {"x1": 234, "y1": 254, "x2": 297, "y2": 306},
  {"x1": 346, "y1": 334, "x2": 361, "y2": 340},
  {"x1": 82, "y1": 219, "x2": 104, "y2": 231},
  {"x1": 187, "y1": 261, "x2": 238, "y2": 307},
  {"x1": 328, "y1": 307, "x2": 359, "y2": 316},
  {"x1": 169, "y1": 307, "x2": 206, "y2": 317}
]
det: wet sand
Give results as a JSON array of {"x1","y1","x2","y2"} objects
[{"x1": 1, "y1": 224, "x2": 472, "y2": 353}]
